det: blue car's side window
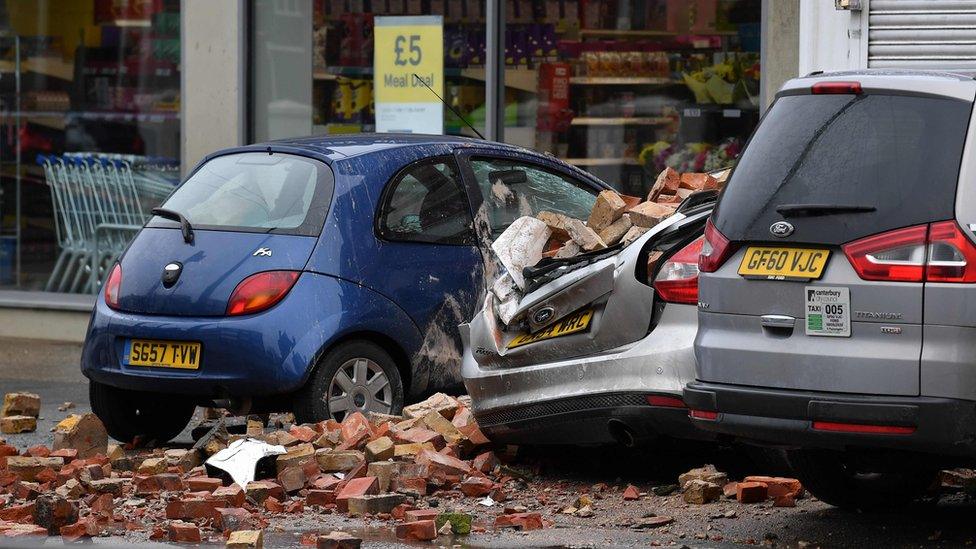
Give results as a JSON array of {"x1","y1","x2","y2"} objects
[{"x1": 377, "y1": 159, "x2": 473, "y2": 245}]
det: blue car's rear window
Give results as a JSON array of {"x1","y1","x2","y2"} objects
[{"x1": 149, "y1": 152, "x2": 334, "y2": 236}]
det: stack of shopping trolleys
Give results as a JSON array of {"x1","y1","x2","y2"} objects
[{"x1": 36, "y1": 154, "x2": 178, "y2": 294}]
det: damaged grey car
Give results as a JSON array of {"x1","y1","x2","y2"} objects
[{"x1": 461, "y1": 188, "x2": 717, "y2": 447}]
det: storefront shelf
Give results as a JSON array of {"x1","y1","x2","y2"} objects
[
  {"x1": 5, "y1": 111, "x2": 180, "y2": 122},
  {"x1": 579, "y1": 28, "x2": 740, "y2": 39},
  {"x1": 570, "y1": 116, "x2": 671, "y2": 126},
  {"x1": 560, "y1": 157, "x2": 641, "y2": 166},
  {"x1": 569, "y1": 76, "x2": 676, "y2": 86}
]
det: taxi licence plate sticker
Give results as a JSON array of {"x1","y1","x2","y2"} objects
[
  {"x1": 805, "y1": 287, "x2": 851, "y2": 337},
  {"x1": 738, "y1": 247, "x2": 831, "y2": 281},
  {"x1": 124, "y1": 339, "x2": 202, "y2": 369},
  {"x1": 507, "y1": 309, "x2": 594, "y2": 349}
]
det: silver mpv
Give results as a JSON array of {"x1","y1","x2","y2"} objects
[{"x1": 685, "y1": 70, "x2": 976, "y2": 509}]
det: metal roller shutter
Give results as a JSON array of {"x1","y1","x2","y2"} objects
[{"x1": 868, "y1": 0, "x2": 976, "y2": 72}]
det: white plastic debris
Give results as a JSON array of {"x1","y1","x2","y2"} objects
[
  {"x1": 478, "y1": 496, "x2": 496, "y2": 507},
  {"x1": 204, "y1": 438, "x2": 286, "y2": 488},
  {"x1": 491, "y1": 216, "x2": 551, "y2": 290}
]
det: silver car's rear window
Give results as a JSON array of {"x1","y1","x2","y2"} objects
[
  {"x1": 149, "y1": 152, "x2": 334, "y2": 236},
  {"x1": 714, "y1": 93, "x2": 973, "y2": 244}
]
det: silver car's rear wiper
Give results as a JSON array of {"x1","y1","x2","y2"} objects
[
  {"x1": 775, "y1": 203, "x2": 876, "y2": 217},
  {"x1": 152, "y1": 207, "x2": 194, "y2": 243}
]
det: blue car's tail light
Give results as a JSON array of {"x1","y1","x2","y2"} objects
[
  {"x1": 226, "y1": 271, "x2": 300, "y2": 316},
  {"x1": 105, "y1": 264, "x2": 123, "y2": 310}
]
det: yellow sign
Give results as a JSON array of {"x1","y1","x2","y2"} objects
[
  {"x1": 374, "y1": 16, "x2": 444, "y2": 134},
  {"x1": 507, "y1": 309, "x2": 594, "y2": 349},
  {"x1": 738, "y1": 247, "x2": 831, "y2": 281}
]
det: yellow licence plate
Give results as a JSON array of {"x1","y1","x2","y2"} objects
[
  {"x1": 738, "y1": 247, "x2": 831, "y2": 281},
  {"x1": 125, "y1": 339, "x2": 201, "y2": 370},
  {"x1": 507, "y1": 309, "x2": 594, "y2": 349}
]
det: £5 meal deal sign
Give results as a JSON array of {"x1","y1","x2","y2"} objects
[{"x1": 374, "y1": 16, "x2": 444, "y2": 134}]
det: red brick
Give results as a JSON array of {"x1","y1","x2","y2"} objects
[
  {"x1": 290, "y1": 424, "x2": 319, "y2": 443},
  {"x1": 212, "y1": 483, "x2": 245, "y2": 507},
  {"x1": 285, "y1": 499, "x2": 304, "y2": 514},
  {"x1": 396, "y1": 477, "x2": 427, "y2": 495},
  {"x1": 743, "y1": 476, "x2": 804, "y2": 499},
  {"x1": 415, "y1": 449, "x2": 470, "y2": 476},
  {"x1": 311, "y1": 476, "x2": 342, "y2": 490},
  {"x1": 60, "y1": 516, "x2": 101, "y2": 541},
  {"x1": 622, "y1": 484, "x2": 640, "y2": 501},
  {"x1": 404, "y1": 508, "x2": 440, "y2": 522},
  {"x1": 307, "y1": 489, "x2": 336, "y2": 507},
  {"x1": 471, "y1": 451, "x2": 498, "y2": 474},
  {"x1": 723, "y1": 481, "x2": 738, "y2": 499},
  {"x1": 25, "y1": 445, "x2": 50, "y2": 458},
  {"x1": 214, "y1": 507, "x2": 254, "y2": 533},
  {"x1": 391, "y1": 503, "x2": 415, "y2": 520},
  {"x1": 48, "y1": 448, "x2": 78, "y2": 461},
  {"x1": 335, "y1": 476, "x2": 378, "y2": 513},
  {"x1": 278, "y1": 466, "x2": 306, "y2": 493},
  {"x1": 459, "y1": 476, "x2": 494, "y2": 497},
  {"x1": 186, "y1": 476, "x2": 223, "y2": 492},
  {"x1": 340, "y1": 412, "x2": 372, "y2": 443},
  {"x1": 0, "y1": 503, "x2": 34, "y2": 524},
  {"x1": 167, "y1": 521, "x2": 201, "y2": 543},
  {"x1": 89, "y1": 493, "x2": 114, "y2": 515},
  {"x1": 736, "y1": 481, "x2": 769, "y2": 504},
  {"x1": 773, "y1": 493, "x2": 796, "y2": 507},
  {"x1": 395, "y1": 520, "x2": 436, "y2": 541},
  {"x1": 33, "y1": 495, "x2": 79, "y2": 535},
  {"x1": 264, "y1": 496, "x2": 284, "y2": 513},
  {"x1": 166, "y1": 498, "x2": 220, "y2": 521},
  {"x1": 494, "y1": 512, "x2": 544, "y2": 531},
  {"x1": 395, "y1": 428, "x2": 446, "y2": 449},
  {"x1": 134, "y1": 473, "x2": 184, "y2": 494}
]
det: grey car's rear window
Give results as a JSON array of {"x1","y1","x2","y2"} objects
[
  {"x1": 149, "y1": 152, "x2": 334, "y2": 236},
  {"x1": 714, "y1": 93, "x2": 973, "y2": 244}
]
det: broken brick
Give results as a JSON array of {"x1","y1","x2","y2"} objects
[
  {"x1": 736, "y1": 481, "x2": 769, "y2": 504},
  {"x1": 773, "y1": 493, "x2": 796, "y2": 507},
  {"x1": 622, "y1": 484, "x2": 640, "y2": 501},
  {"x1": 647, "y1": 167, "x2": 680, "y2": 202},
  {"x1": 416, "y1": 448, "x2": 471, "y2": 477},
  {"x1": 277, "y1": 466, "x2": 306, "y2": 493},
  {"x1": 166, "y1": 497, "x2": 220, "y2": 521},
  {"x1": 52, "y1": 414, "x2": 107, "y2": 459},
  {"x1": 245, "y1": 480, "x2": 285, "y2": 504},
  {"x1": 566, "y1": 218, "x2": 607, "y2": 251},
  {"x1": 395, "y1": 428, "x2": 445, "y2": 449},
  {"x1": 6, "y1": 456, "x2": 63, "y2": 482},
  {"x1": 628, "y1": 202, "x2": 676, "y2": 229},
  {"x1": 0, "y1": 416, "x2": 36, "y2": 434},
  {"x1": 494, "y1": 512, "x2": 544, "y2": 531},
  {"x1": 472, "y1": 451, "x2": 498, "y2": 474},
  {"x1": 134, "y1": 473, "x2": 184, "y2": 494},
  {"x1": 306, "y1": 489, "x2": 336, "y2": 507},
  {"x1": 587, "y1": 190, "x2": 627, "y2": 232},
  {"x1": 682, "y1": 479, "x2": 723, "y2": 504},
  {"x1": 167, "y1": 520, "x2": 201, "y2": 543},
  {"x1": 346, "y1": 493, "x2": 406, "y2": 516},
  {"x1": 317, "y1": 530, "x2": 362, "y2": 549},
  {"x1": 743, "y1": 476, "x2": 804, "y2": 499},
  {"x1": 459, "y1": 476, "x2": 494, "y2": 497},
  {"x1": 227, "y1": 529, "x2": 264, "y2": 548},
  {"x1": 364, "y1": 437, "x2": 394, "y2": 462},
  {"x1": 1, "y1": 392, "x2": 40, "y2": 418},
  {"x1": 679, "y1": 172, "x2": 718, "y2": 191},
  {"x1": 366, "y1": 461, "x2": 399, "y2": 493},
  {"x1": 334, "y1": 476, "x2": 378, "y2": 513},
  {"x1": 215, "y1": 507, "x2": 254, "y2": 533},
  {"x1": 597, "y1": 214, "x2": 632, "y2": 246},
  {"x1": 33, "y1": 494, "x2": 79, "y2": 535},
  {"x1": 395, "y1": 520, "x2": 437, "y2": 541},
  {"x1": 0, "y1": 502, "x2": 34, "y2": 523},
  {"x1": 187, "y1": 476, "x2": 223, "y2": 492},
  {"x1": 315, "y1": 449, "x2": 364, "y2": 472}
]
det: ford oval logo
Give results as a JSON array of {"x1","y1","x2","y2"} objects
[
  {"x1": 770, "y1": 221, "x2": 795, "y2": 238},
  {"x1": 532, "y1": 307, "x2": 555, "y2": 325},
  {"x1": 161, "y1": 262, "x2": 182, "y2": 288}
]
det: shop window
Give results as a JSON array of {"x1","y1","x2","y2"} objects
[
  {"x1": 378, "y1": 159, "x2": 473, "y2": 245},
  {"x1": 0, "y1": 0, "x2": 182, "y2": 293},
  {"x1": 468, "y1": 157, "x2": 597, "y2": 237},
  {"x1": 504, "y1": 0, "x2": 761, "y2": 197}
]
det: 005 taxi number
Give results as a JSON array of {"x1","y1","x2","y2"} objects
[{"x1": 125, "y1": 339, "x2": 201, "y2": 370}]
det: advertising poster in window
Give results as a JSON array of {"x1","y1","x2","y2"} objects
[{"x1": 373, "y1": 15, "x2": 444, "y2": 134}]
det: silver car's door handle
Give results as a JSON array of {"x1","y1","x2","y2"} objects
[{"x1": 760, "y1": 314, "x2": 796, "y2": 329}]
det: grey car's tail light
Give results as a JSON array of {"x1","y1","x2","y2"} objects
[
  {"x1": 843, "y1": 221, "x2": 976, "y2": 283},
  {"x1": 654, "y1": 236, "x2": 703, "y2": 304},
  {"x1": 698, "y1": 219, "x2": 735, "y2": 273}
]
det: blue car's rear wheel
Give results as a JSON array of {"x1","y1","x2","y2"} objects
[
  {"x1": 89, "y1": 381, "x2": 195, "y2": 444},
  {"x1": 295, "y1": 340, "x2": 404, "y2": 423}
]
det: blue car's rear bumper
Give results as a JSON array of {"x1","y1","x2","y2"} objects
[{"x1": 81, "y1": 273, "x2": 424, "y2": 398}]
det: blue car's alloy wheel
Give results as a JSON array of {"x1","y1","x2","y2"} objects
[
  {"x1": 328, "y1": 357, "x2": 394, "y2": 419},
  {"x1": 295, "y1": 340, "x2": 405, "y2": 423}
]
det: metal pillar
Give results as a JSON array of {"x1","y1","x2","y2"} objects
[{"x1": 485, "y1": 0, "x2": 505, "y2": 142}]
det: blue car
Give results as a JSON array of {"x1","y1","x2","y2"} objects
[{"x1": 81, "y1": 135, "x2": 608, "y2": 442}]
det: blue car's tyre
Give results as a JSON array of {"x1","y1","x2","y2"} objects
[
  {"x1": 295, "y1": 340, "x2": 404, "y2": 423},
  {"x1": 89, "y1": 381, "x2": 195, "y2": 444}
]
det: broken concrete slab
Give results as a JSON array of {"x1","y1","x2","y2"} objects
[{"x1": 491, "y1": 216, "x2": 551, "y2": 290}]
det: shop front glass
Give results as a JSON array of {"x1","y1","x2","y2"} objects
[
  {"x1": 504, "y1": 0, "x2": 760, "y2": 197},
  {"x1": 0, "y1": 0, "x2": 181, "y2": 294},
  {"x1": 251, "y1": 0, "x2": 488, "y2": 142},
  {"x1": 250, "y1": 1, "x2": 760, "y2": 197}
]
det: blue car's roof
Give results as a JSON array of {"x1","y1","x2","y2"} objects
[{"x1": 224, "y1": 133, "x2": 526, "y2": 164}]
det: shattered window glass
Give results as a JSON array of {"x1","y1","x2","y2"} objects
[
  {"x1": 470, "y1": 158, "x2": 598, "y2": 236},
  {"x1": 378, "y1": 159, "x2": 473, "y2": 245}
]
